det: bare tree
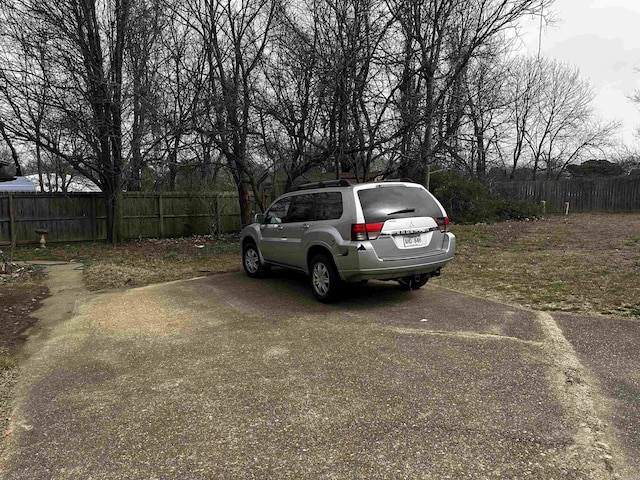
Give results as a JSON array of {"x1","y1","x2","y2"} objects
[
  {"x1": 445, "y1": 48, "x2": 512, "y2": 178},
  {"x1": 0, "y1": 27, "x2": 53, "y2": 189},
  {"x1": 125, "y1": 0, "x2": 164, "y2": 191},
  {"x1": 180, "y1": 0, "x2": 277, "y2": 226},
  {"x1": 313, "y1": 0, "x2": 394, "y2": 180},
  {"x1": 0, "y1": 0, "x2": 131, "y2": 243},
  {"x1": 0, "y1": 147, "x2": 17, "y2": 180},
  {"x1": 257, "y1": 10, "x2": 325, "y2": 193},
  {"x1": 3, "y1": 0, "x2": 620, "y2": 237},
  {"x1": 386, "y1": 0, "x2": 551, "y2": 184},
  {"x1": 256, "y1": 0, "x2": 395, "y2": 191},
  {"x1": 501, "y1": 55, "x2": 544, "y2": 179},
  {"x1": 525, "y1": 59, "x2": 618, "y2": 179},
  {"x1": 0, "y1": 122, "x2": 22, "y2": 176}
]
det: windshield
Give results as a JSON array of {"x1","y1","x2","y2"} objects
[{"x1": 357, "y1": 185, "x2": 441, "y2": 223}]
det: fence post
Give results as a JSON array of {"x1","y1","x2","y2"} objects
[
  {"x1": 158, "y1": 194, "x2": 165, "y2": 238},
  {"x1": 91, "y1": 195, "x2": 97, "y2": 241},
  {"x1": 214, "y1": 195, "x2": 219, "y2": 235},
  {"x1": 9, "y1": 193, "x2": 15, "y2": 248}
]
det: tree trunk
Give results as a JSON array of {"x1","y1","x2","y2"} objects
[
  {"x1": 475, "y1": 127, "x2": 486, "y2": 179},
  {"x1": 102, "y1": 177, "x2": 124, "y2": 244},
  {"x1": 128, "y1": 97, "x2": 144, "y2": 191},
  {"x1": 168, "y1": 142, "x2": 178, "y2": 192},
  {"x1": 0, "y1": 123, "x2": 22, "y2": 177},
  {"x1": 237, "y1": 181, "x2": 251, "y2": 228},
  {"x1": 35, "y1": 142, "x2": 44, "y2": 190}
]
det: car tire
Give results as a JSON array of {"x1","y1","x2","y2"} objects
[
  {"x1": 243, "y1": 242, "x2": 268, "y2": 278},
  {"x1": 309, "y1": 254, "x2": 342, "y2": 303}
]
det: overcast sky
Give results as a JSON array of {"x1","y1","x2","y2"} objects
[{"x1": 516, "y1": 0, "x2": 640, "y2": 148}]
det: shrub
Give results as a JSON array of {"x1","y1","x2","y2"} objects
[
  {"x1": 430, "y1": 171, "x2": 500, "y2": 224},
  {"x1": 498, "y1": 199, "x2": 544, "y2": 221},
  {"x1": 430, "y1": 171, "x2": 542, "y2": 224}
]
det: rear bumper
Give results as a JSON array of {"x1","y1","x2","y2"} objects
[{"x1": 335, "y1": 233, "x2": 456, "y2": 282}]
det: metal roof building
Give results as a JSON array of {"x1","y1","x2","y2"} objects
[{"x1": 0, "y1": 176, "x2": 37, "y2": 192}]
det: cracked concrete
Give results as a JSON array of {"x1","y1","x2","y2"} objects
[
  {"x1": 537, "y1": 312, "x2": 625, "y2": 479},
  {"x1": 1, "y1": 267, "x2": 637, "y2": 479}
]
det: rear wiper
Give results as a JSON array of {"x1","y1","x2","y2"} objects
[{"x1": 387, "y1": 208, "x2": 415, "y2": 215}]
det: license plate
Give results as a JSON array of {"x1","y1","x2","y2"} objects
[{"x1": 403, "y1": 234, "x2": 422, "y2": 247}]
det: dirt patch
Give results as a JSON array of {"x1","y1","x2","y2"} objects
[
  {"x1": 87, "y1": 287, "x2": 197, "y2": 336},
  {"x1": 0, "y1": 286, "x2": 49, "y2": 350},
  {"x1": 83, "y1": 253, "x2": 238, "y2": 291},
  {"x1": 0, "y1": 268, "x2": 49, "y2": 354},
  {"x1": 0, "y1": 266, "x2": 50, "y2": 468}
]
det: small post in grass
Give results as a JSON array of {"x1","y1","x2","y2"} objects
[{"x1": 564, "y1": 202, "x2": 570, "y2": 216}]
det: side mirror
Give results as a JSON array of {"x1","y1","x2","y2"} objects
[{"x1": 252, "y1": 213, "x2": 265, "y2": 224}]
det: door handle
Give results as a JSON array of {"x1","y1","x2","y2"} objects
[
  {"x1": 276, "y1": 225, "x2": 284, "y2": 231},
  {"x1": 301, "y1": 223, "x2": 310, "y2": 230}
]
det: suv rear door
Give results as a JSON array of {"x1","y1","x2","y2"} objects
[{"x1": 355, "y1": 184, "x2": 447, "y2": 260}]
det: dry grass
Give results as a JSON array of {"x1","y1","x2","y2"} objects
[
  {"x1": 10, "y1": 214, "x2": 640, "y2": 317},
  {"x1": 439, "y1": 213, "x2": 640, "y2": 317},
  {"x1": 12, "y1": 235, "x2": 239, "y2": 291}
]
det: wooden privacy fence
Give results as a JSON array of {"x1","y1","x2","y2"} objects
[
  {"x1": 0, "y1": 192, "x2": 241, "y2": 246},
  {"x1": 493, "y1": 178, "x2": 640, "y2": 213}
]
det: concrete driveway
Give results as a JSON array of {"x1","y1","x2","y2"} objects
[{"x1": 2, "y1": 264, "x2": 638, "y2": 479}]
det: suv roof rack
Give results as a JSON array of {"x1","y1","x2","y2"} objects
[
  {"x1": 380, "y1": 177, "x2": 414, "y2": 183},
  {"x1": 294, "y1": 179, "x2": 351, "y2": 191}
]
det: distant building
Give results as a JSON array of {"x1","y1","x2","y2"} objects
[
  {"x1": 25, "y1": 174, "x2": 101, "y2": 193},
  {"x1": 0, "y1": 176, "x2": 37, "y2": 192}
]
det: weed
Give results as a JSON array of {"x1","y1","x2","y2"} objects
[
  {"x1": 624, "y1": 237, "x2": 640, "y2": 247},
  {"x1": 548, "y1": 282, "x2": 566, "y2": 293},
  {"x1": 616, "y1": 383, "x2": 640, "y2": 404},
  {"x1": 0, "y1": 356, "x2": 16, "y2": 371}
]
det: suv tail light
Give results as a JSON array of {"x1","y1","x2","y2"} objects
[
  {"x1": 351, "y1": 222, "x2": 384, "y2": 241},
  {"x1": 435, "y1": 217, "x2": 450, "y2": 232}
]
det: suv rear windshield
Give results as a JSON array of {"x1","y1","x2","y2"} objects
[{"x1": 357, "y1": 185, "x2": 441, "y2": 223}]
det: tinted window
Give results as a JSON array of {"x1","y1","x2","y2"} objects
[
  {"x1": 265, "y1": 197, "x2": 292, "y2": 224},
  {"x1": 315, "y1": 192, "x2": 343, "y2": 220},
  {"x1": 357, "y1": 186, "x2": 441, "y2": 223},
  {"x1": 286, "y1": 194, "x2": 315, "y2": 223}
]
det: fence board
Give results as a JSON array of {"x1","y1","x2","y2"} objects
[
  {"x1": 493, "y1": 178, "x2": 640, "y2": 213},
  {"x1": 0, "y1": 192, "x2": 240, "y2": 245}
]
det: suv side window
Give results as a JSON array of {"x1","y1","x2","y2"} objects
[
  {"x1": 286, "y1": 193, "x2": 316, "y2": 223},
  {"x1": 265, "y1": 197, "x2": 292, "y2": 224},
  {"x1": 315, "y1": 192, "x2": 343, "y2": 220}
]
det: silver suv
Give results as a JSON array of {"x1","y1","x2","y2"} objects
[{"x1": 240, "y1": 180, "x2": 456, "y2": 302}]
